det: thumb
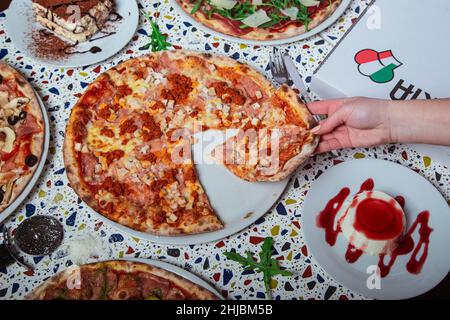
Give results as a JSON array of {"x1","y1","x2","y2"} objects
[{"x1": 311, "y1": 107, "x2": 348, "y2": 135}]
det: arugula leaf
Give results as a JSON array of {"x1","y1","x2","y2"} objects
[
  {"x1": 146, "y1": 287, "x2": 163, "y2": 300},
  {"x1": 140, "y1": 10, "x2": 172, "y2": 52},
  {"x1": 293, "y1": 1, "x2": 312, "y2": 31},
  {"x1": 224, "y1": 237, "x2": 293, "y2": 299},
  {"x1": 215, "y1": 1, "x2": 256, "y2": 21},
  {"x1": 196, "y1": 0, "x2": 320, "y2": 31},
  {"x1": 191, "y1": 0, "x2": 204, "y2": 14}
]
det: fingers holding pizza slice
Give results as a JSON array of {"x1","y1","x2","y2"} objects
[
  {"x1": 211, "y1": 85, "x2": 318, "y2": 182},
  {"x1": 63, "y1": 50, "x2": 317, "y2": 236}
]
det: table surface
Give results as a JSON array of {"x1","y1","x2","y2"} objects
[{"x1": 0, "y1": 0, "x2": 449, "y2": 300}]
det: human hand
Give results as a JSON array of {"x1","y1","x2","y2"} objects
[{"x1": 309, "y1": 97, "x2": 393, "y2": 154}]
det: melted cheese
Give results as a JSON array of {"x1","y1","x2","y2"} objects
[{"x1": 87, "y1": 125, "x2": 140, "y2": 154}]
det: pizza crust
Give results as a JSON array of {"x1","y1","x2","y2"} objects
[
  {"x1": 176, "y1": 0, "x2": 342, "y2": 41},
  {"x1": 28, "y1": 260, "x2": 219, "y2": 300},
  {"x1": 64, "y1": 50, "x2": 318, "y2": 235},
  {"x1": 267, "y1": 85, "x2": 319, "y2": 181}
]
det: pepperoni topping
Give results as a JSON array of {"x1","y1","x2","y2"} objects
[
  {"x1": 81, "y1": 91, "x2": 99, "y2": 106},
  {"x1": 184, "y1": 167, "x2": 196, "y2": 182},
  {"x1": 140, "y1": 112, "x2": 162, "y2": 142},
  {"x1": 100, "y1": 127, "x2": 115, "y2": 138},
  {"x1": 211, "y1": 81, "x2": 246, "y2": 105},
  {"x1": 161, "y1": 74, "x2": 193, "y2": 104},
  {"x1": 97, "y1": 106, "x2": 111, "y2": 120},
  {"x1": 80, "y1": 78, "x2": 113, "y2": 107},
  {"x1": 139, "y1": 152, "x2": 156, "y2": 163},
  {"x1": 101, "y1": 150, "x2": 125, "y2": 165},
  {"x1": 119, "y1": 119, "x2": 138, "y2": 135},
  {"x1": 151, "y1": 101, "x2": 165, "y2": 110},
  {"x1": 101, "y1": 176, "x2": 128, "y2": 197},
  {"x1": 152, "y1": 209, "x2": 166, "y2": 224},
  {"x1": 115, "y1": 85, "x2": 132, "y2": 98},
  {"x1": 140, "y1": 112, "x2": 155, "y2": 127},
  {"x1": 164, "y1": 168, "x2": 178, "y2": 182},
  {"x1": 150, "y1": 179, "x2": 167, "y2": 193}
]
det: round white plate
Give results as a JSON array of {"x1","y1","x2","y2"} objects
[
  {"x1": 171, "y1": 0, "x2": 351, "y2": 46},
  {"x1": 91, "y1": 130, "x2": 289, "y2": 245},
  {"x1": 0, "y1": 89, "x2": 50, "y2": 224},
  {"x1": 129, "y1": 258, "x2": 224, "y2": 299},
  {"x1": 5, "y1": 0, "x2": 139, "y2": 68},
  {"x1": 301, "y1": 158, "x2": 450, "y2": 300}
]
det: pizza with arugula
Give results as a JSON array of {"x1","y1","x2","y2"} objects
[{"x1": 175, "y1": 0, "x2": 342, "y2": 41}]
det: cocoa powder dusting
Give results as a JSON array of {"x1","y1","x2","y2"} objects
[{"x1": 29, "y1": 29, "x2": 73, "y2": 61}]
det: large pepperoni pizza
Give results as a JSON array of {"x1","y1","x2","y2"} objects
[{"x1": 64, "y1": 50, "x2": 318, "y2": 236}]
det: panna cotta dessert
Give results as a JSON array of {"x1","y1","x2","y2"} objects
[{"x1": 338, "y1": 190, "x2": 406, "y2": 255}]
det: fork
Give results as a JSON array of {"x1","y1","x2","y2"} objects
[{"x1": 269, "y1": 47, "x2": 325, "y2": 125}]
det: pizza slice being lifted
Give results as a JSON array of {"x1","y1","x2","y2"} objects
[{"x1": 64, "y1": 50, "x2": 318, "y2": 236}]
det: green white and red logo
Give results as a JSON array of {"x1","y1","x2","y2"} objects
[{"x1": 355, "y1": 49, "x2": 403, "y2": 84}]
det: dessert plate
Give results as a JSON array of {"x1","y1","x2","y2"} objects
[
  {"x1": 5, "y1": 0, "x2": 139, "y2": 68},
  {"x1": 301, "y1": 158, "x2": 450, "y2": 299}
]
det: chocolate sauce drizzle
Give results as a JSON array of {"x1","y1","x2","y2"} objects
[
  {"x1": 0, "y1": 0, "x2": 12, "y2": 12},
  {"x1": 108, "y1": 11, "x2": 123, "y2": 22}
]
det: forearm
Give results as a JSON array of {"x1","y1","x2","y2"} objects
[{"x1": 388, "y1": 99, "x2": 450, "y2": 146}]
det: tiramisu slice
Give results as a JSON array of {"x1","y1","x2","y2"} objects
[{"x1": 32, "y1": 0, "x2": 113, "y2": 43}]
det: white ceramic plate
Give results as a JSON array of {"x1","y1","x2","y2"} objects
[
  {"x1": 301, "y1": 158, "x2": 450, "y2": 300},
  {"x1": 171, "y1": 0, "x2": 351, "y2": 46},
  {"x1": 0, "y1": 90, "x2": 50, "y2": 224},
  {"x1": 5, "y1": 0, "x2": 139, "y2": 68},
  {"x1": 129, "y1": 258, "x2": 224, "y2": 299},
  {"x1": 91, "y1": 130, "x2": 289, "y2": 245}
]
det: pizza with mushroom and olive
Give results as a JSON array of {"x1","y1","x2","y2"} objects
[
  {"x1": 175, "y1": 0, "x2": 342, "y2": 41},
  {"x1": 64, "y1": 50, "x2": 318, "y2": 236},
  {"x1": 0, "y1": 63, "x2": 45, "y2": 213}
]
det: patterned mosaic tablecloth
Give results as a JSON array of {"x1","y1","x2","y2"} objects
[{"x1": 0, "y1": 0, "x2": 449, "y2": 300}]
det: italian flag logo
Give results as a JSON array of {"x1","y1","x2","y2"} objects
[{"x1": 355, "y1": 49, "x2": 403, "y2": 83}]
